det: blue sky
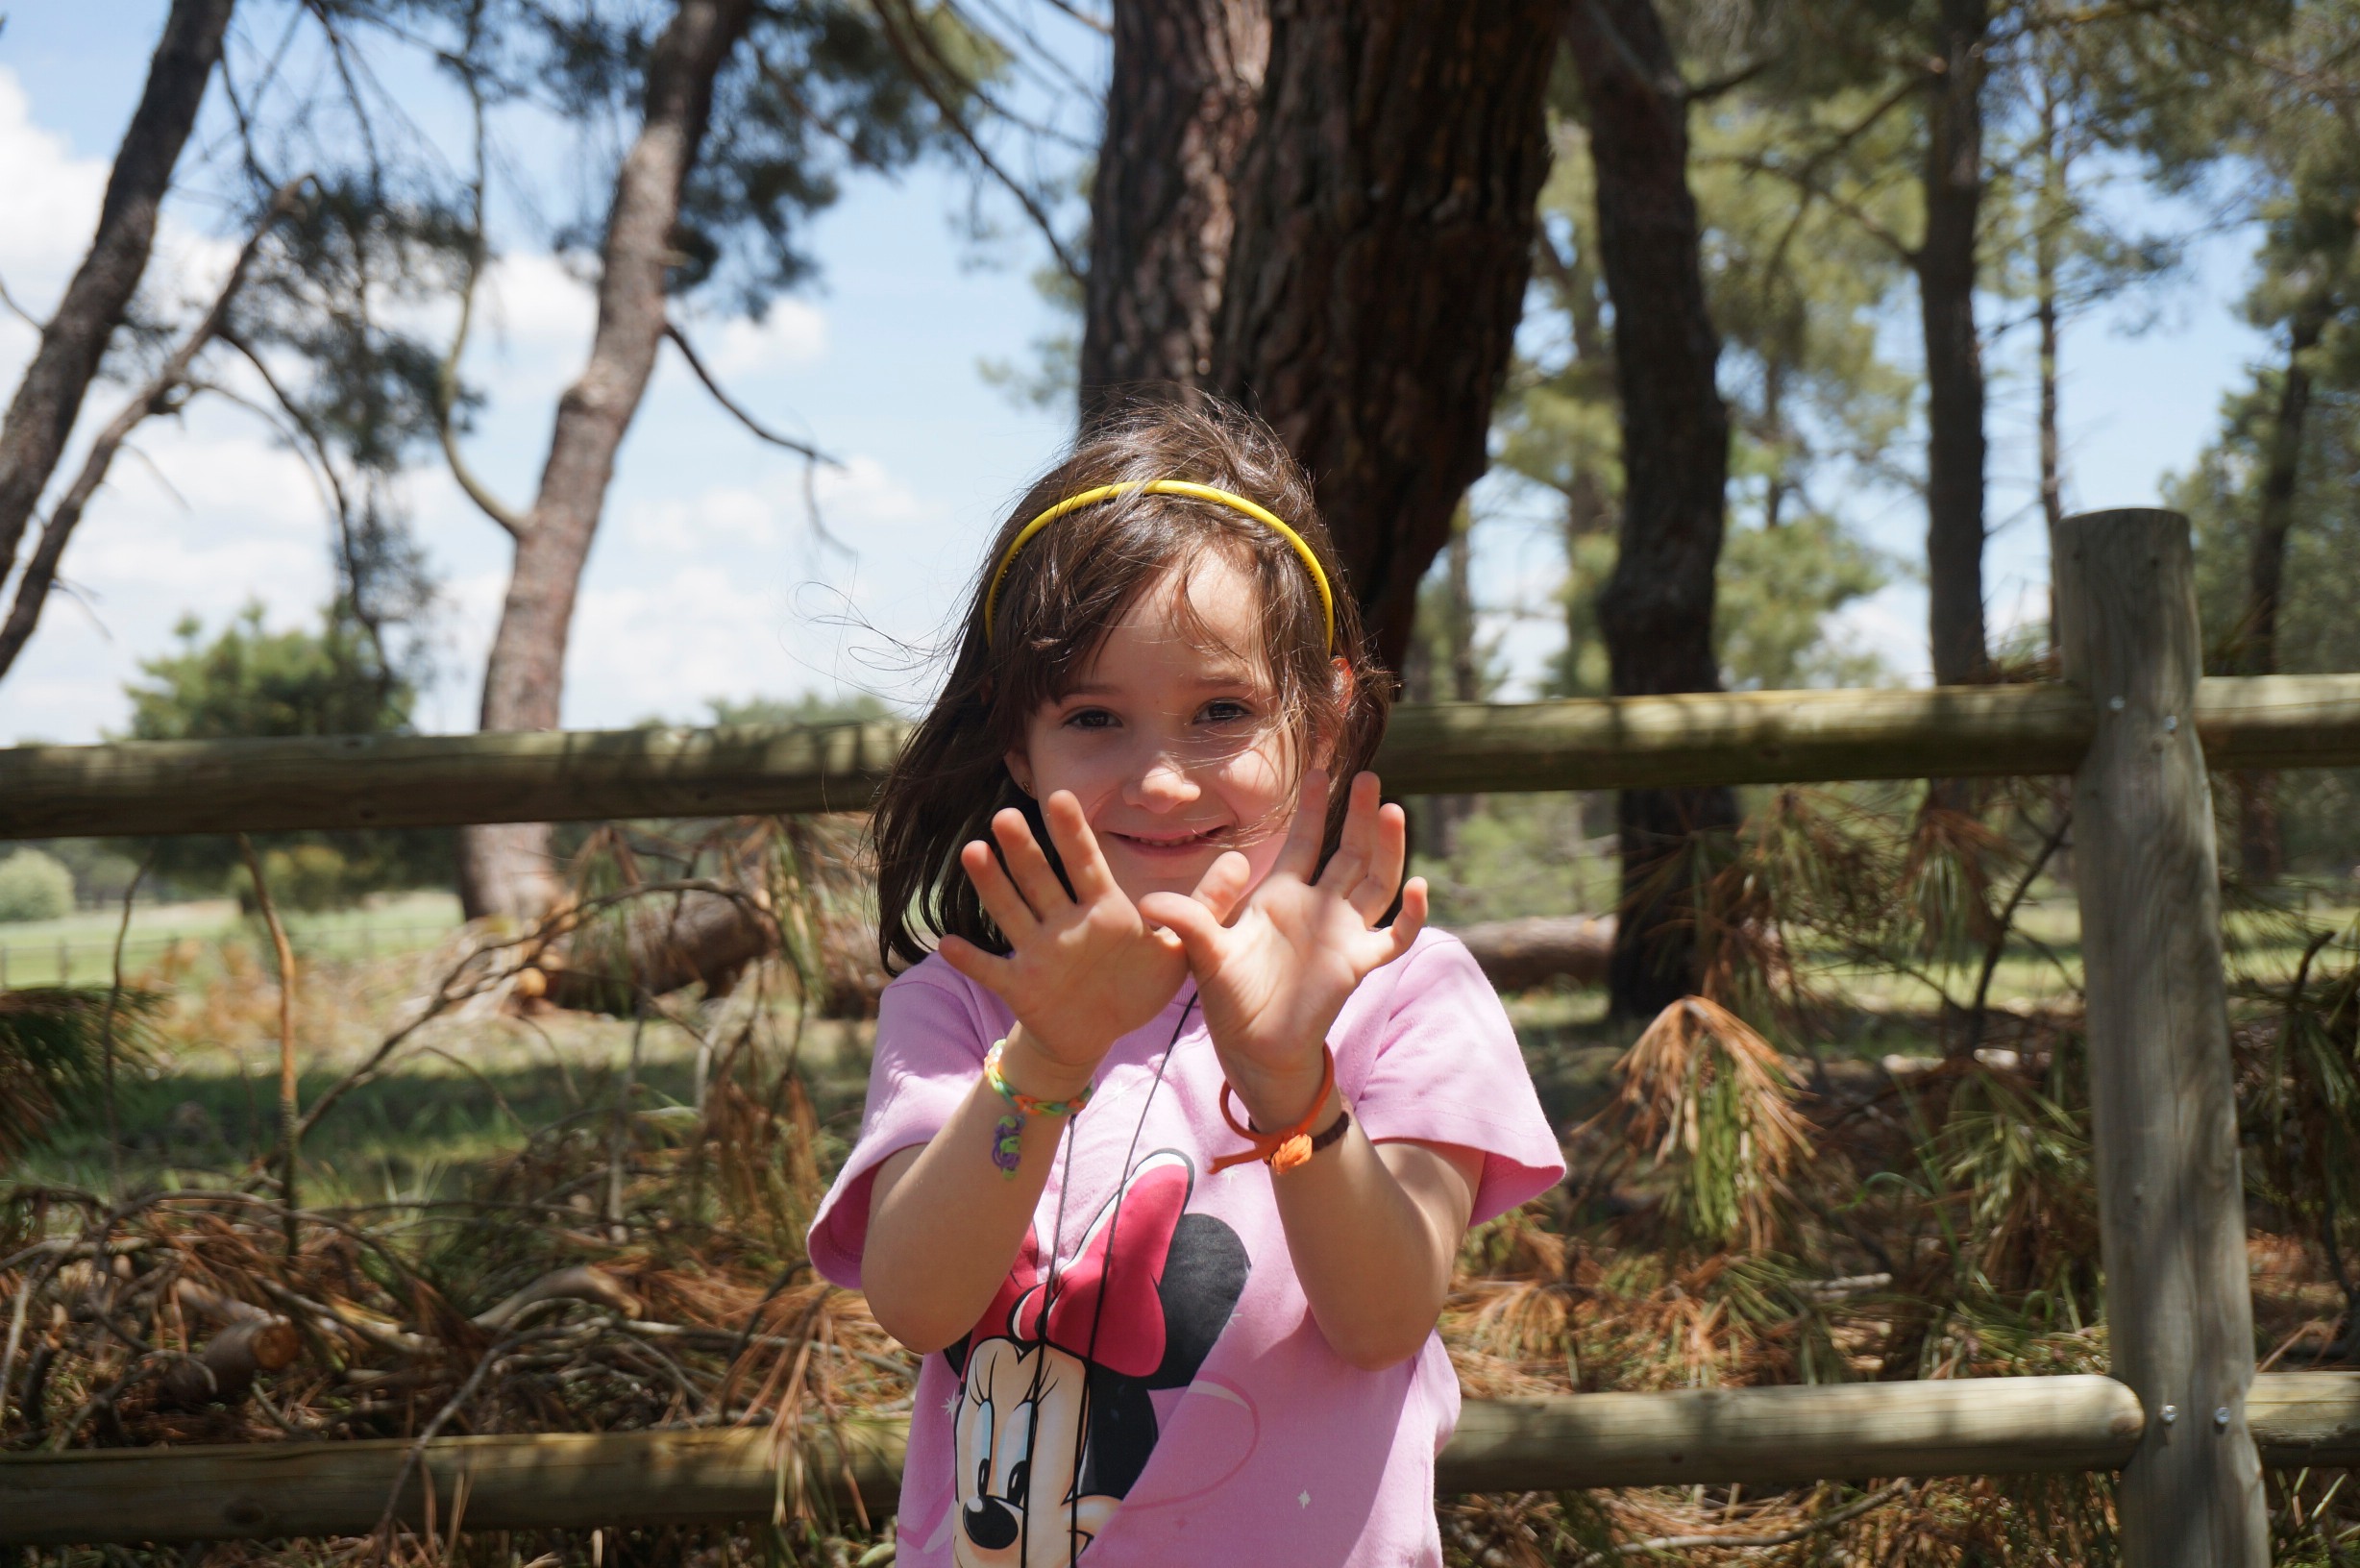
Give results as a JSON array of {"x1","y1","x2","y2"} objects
[{"x1": 0, "y1": 5, "x2": 2274, "y2": 744}]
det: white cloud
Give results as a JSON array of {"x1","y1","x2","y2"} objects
[
  {"x1": 814, "y1": 453, "x2": 934, "y2": 530},
  {"x1": 616, "y1": 453, "x2": 939, "y2": 556},
  {"x1": 620, "y1": 486, "x2": 779, "y2": 551},
  {"x1": 478, "y1": 252, "x2": 598, "y2": 355},
  {"x1": 571, "y1": 563, "x2": 801, "y2": 722},
  {"x1": 707, "y1": 301, "x2": 827, "y2": 377},
  {"x1": 0, "y1": 70, "x2": 106, "y2": 300}
]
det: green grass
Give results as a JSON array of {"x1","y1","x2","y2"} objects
[
  {"x1": 20, "y1": 999, "x2": 877, "y2": 1209},
  {"x1": 0, "y1": 889, "x2": 460, "y2": 986}
]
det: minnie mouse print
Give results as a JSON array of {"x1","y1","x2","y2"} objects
[{"x1": 939, "y1": 1149, "x2": 1248, "y2": 1566}]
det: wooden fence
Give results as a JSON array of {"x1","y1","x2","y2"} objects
[
  {"x1": 2, "y1": 1376, "x2": 2356, "y2": 1546},
  {"x1": 4, "y1": 673, "x2": 2359, "y2": 840},
  {"x1": 2, "y1": 510, "x2": 2357, "y2": 1564}
]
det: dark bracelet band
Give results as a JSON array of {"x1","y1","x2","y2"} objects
[
  {"x1": 1249, "y1": 1106, "x2": 1352, "y2": 1156},
  {"x1": 1306, "y1": 1106, "x2": 1351, "y2": 1156}
]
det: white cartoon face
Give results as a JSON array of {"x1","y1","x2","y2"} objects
[{"x1": 949, "y1": 1336, "x2": 1119, "y2": 1567}]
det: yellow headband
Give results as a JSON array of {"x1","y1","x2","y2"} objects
[{"x1": 982, "y1": 479, "x2": 1336, "y2": 650}]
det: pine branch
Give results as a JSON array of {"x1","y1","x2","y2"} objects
[
  {"x1": 1573, "y1": 1478, "x2": 1915, "y2": 1564},
  {"x1": 0, "y1": 176, "x2": 312, "y2": 684},
  {"x1": 873, "y1": 0, "x2": 1085, "y2": 283},
  {"x1": 436, "y1": 62, "x2": 530, "y2": 542},
  {"x1": 662, "y1": 320, "x2": 840, "y2": 465}
]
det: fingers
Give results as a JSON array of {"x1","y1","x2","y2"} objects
[
  {"x1": 1137, "y1": 890, "x2": 1225, "y2": 967},
  {"x1": 1345, "y1": 799, "x2": 1409, "y2": 925},
  {"x1": 1274, "y1": 768, "x2": 1334, "y2": 882},
  {"x1": 1386, "y1": 876, "x2": 1429, "y2": 959},
  {"x1": 992, "y1": 806, "x2": 1074, "y2": 917},
  {"x1": 937, "y1": 933, "x2": 1017, "y2": 995},
  {"x1": 1040, "y1": 791, "x2": 1118, "y2": 903},
  {"x1": 1319, "y1": 772, "x2": 1382, "y2": 892},
  {"x1": 1350, "y1": 875, "x2": 1428, "y2": 975},
  {"x1": 960, "y1": 838, "x2": 1039, "y2": 940},
  {"x1": 1188, "y1": 849, "x2": 1254, "y2": 927}
]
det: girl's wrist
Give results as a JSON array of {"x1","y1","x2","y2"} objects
[
  {"x1": 1226, "y1": 1042, "x2": 1332, "y2": 1132},
  {"x1": 999, "y1": 1025, "x2": 1100, "y2": 1102}
]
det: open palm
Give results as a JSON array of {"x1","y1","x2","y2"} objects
[
  {"x1": 1139, "y1": 771, "x2": 1426, "y2": 1125},
  {"x1": 937, "y1": 792, "x2": 1200, "y2": 1076}
]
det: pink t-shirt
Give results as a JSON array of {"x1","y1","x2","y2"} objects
[{"x1": 808, "y1": 928, "x2": 1562, "y2": 1567}]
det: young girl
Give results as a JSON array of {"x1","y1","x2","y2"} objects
[{"x1": 807, "y1": 404, "x2": 1561, "y2": 1566}]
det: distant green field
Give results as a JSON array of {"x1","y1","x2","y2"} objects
[{"x1": 0, "y1": 889, "x2": 462, "y2": 986}]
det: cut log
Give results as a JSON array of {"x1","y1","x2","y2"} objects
[
  {"x1": 1449, "y1": 916, "x2": 1615, "y2": 992},
  {"x1": 159, "y1": 1318, "x2": 302, "y2": 1409},
  {"x1": 539, "y1": 886, "x2": 882, "y2": 1017},
  {"x1": 543, "y1": 889, "x2": 774, "y2": 1013}
]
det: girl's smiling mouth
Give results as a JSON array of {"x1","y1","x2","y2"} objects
[{"x1": 1103, "y1": 825, "x2": 1227, "y2": 856}]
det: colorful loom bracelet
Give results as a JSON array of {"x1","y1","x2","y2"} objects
[{"x1": 982, "y1": 1039, "x2": 1094, "y2": 1177}]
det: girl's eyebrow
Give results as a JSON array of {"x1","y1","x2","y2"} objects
[{"x1": 1061, "y1": 664, "x2": 1264, "y2": 698}]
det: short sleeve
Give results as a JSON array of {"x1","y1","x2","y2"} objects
[
  {"x1": 805, "y1": 960, "x2": 1007, "y2": 1288},
  {"x1": 1342, "y1": 930, "x2": 1565, "y2": 1225}
]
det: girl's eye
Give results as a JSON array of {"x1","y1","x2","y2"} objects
[
  {"x1": 1199, "y1": 698, "x2": 1253, "y2": 723},
  {"x1": 1064, "y1": 707, "x2": 1117, "y2": 730}
]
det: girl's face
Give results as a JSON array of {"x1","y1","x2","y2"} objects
[{"x1": 1005, "y1": 550, "x2": 1311, "y2": 908}]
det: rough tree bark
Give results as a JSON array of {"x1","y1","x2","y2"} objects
[
  {"x1": 1563, "y1": 0, "x2": 1740, "y2": 1020},
  {"x1": 0, "y1": 0, "x2": 234, "y2": 600},
  {"x1": 1918, "y1": 0, "x2": 1991, "y2": 688},
  {"x1": 2233, "y1": 303, "x2": 2327, "y2": 883},
  {"x1": 1207, "y1": 0, "x2": 1556, "y2": 674},
  {"x1": 1078, "y1": 0, "x2": 1268, "y2": 420},
  {"x1": 458, "y1": 0, "x2": 757, "y2": 920}
]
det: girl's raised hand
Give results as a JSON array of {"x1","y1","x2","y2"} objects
[
  {"x1": 1137, "y1": 771, "x2": 1426, "y2": 1128},
  {"x1": 936, "y1": 791, "x2": 1192, "y2": 1086}
]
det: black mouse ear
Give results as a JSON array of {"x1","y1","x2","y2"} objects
[
  {"x1": 943, "y1": 1336, "x2": 971, "y2": 1379},
  {"x1": 1146, "y1": 1212, "x2": 1248, "y2": 1390}
]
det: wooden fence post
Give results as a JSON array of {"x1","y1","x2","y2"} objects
[{"x1": 2054, "y1": 509, "x2": 2266, "y2": 1567}]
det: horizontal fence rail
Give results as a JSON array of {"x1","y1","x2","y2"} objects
[
  {"x1": 1, "y1": 1375, "x2": 2352, "y2": 1545},
  {"x1": 5, "y1": 674, "x2": 2360, "y2": 841}
]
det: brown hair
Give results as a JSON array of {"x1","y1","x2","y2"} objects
[{"x1": 873, "y1": 399, "x2": 1391, "y2": 971}]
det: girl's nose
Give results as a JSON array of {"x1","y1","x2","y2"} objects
[{"x1": 1124, "y1": 749, "x2": 1201, "y2": 810}]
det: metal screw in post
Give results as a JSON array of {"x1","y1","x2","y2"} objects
[
  {"x1": 2159, "y1": 1404, "x2": 2178, "y2": 1425},
  {"x1": 2214, "y1": 1407, "x2": 2231, "y2": 1431},
  {"x1": 2109, "y1": 696, "x2": 2126, "y2": 712}
]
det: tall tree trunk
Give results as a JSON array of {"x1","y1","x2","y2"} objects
[
  {"x1": 2234, "y1": 305, "x2": 2326, "y2": 884},
  {"x1": 458, "y1": 0, "x2": 756, "y2": 920},
  {"x1": 1563, "y1": 0, "x2": 1739, "y2": 1020},
  {"x1": 2034, "y1": 79, "x2": 2064, "y2": 656},
  {"x1": 0, "y1": 0, "x2": 234, "y2": 597},
  {"x1": 1078, "y1": 0, "x2": 1268, "y2": 420},
  {"x1": 1918, "y1": 0, "x2": 1991, "y2": 688},
  {"x1": 1208, "y1": 0, "x2": 1556, "y2": 673}
]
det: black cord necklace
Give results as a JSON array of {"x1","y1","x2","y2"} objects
[{"x1": 1013, "y1": 989, "x2": 1198, "y2": 1567}]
